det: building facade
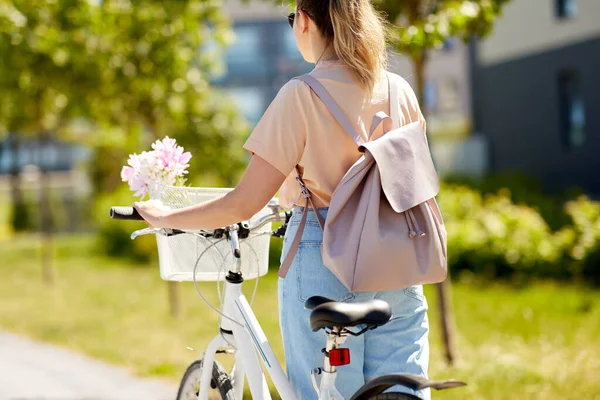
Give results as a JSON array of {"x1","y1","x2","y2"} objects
[{"x1": 471, "y1": 0, "x2": 600, "y2": 193}]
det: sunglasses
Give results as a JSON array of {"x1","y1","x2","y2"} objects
[
  {"x1": 287, "y1": 10, "x2": 311, "y2": 28},
  {"x1": 287, "y1": 12, "x2": 296, "y2": 28}
]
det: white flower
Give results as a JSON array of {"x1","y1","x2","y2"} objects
[{"x1": 120, "y1": 137, "x2": 192, "y2": 198}]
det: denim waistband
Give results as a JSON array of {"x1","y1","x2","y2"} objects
[
  {"x1": 292, "y1": 206, "x2": 329, "y2": 212},
  {"x1": 290, "y1": 206, "x2": 329, "y2": 223}
]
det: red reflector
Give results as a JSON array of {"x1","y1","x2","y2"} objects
[{"x1": 329, "y1": 348, "x2": 350, "y2": 366}]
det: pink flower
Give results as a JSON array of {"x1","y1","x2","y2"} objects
[
  {"x1": 120, "y1": 166, "x2": 134, "y2": 182},
  {"x1": 121, "y1": 137, "x2": 192, "y2": 199},
  {"x1": 179, "y1": 151, "x2": 192, "y2": 166},
  {"x1": 129, "y1": 174, "x2": 148, "y2": 198}
]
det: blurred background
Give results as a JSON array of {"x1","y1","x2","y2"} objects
[{"x1": 0, "y1": 0, "x2": 599, "y2": 399}]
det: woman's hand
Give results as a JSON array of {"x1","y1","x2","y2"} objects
[{"x1": 133, "y1": 200, "x2": 172, "y2": 228}]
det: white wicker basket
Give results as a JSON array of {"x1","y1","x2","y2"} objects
[{"x1": 148, "y1": 182, "x2": 272, "y2": 282}]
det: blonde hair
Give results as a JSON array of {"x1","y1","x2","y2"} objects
[{"x1": 298, "y1": 0, "x2": 387, "y2": 91}]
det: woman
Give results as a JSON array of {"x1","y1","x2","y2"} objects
[{"x1": 135, "y1": 0, "x2": 430, "y2": 398}]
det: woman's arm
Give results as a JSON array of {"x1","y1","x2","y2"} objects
[{"x1": 134, "y1": 155, "x2": 287, "y2": 230}]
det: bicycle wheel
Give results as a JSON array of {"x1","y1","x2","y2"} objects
[
  {"x1": 369, "y1": 393, "x2": 423, "y2": 399},
  {"x1": 176, "y1": 359, "x2": 235, "y2": 400}
]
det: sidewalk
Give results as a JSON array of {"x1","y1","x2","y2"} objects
[{"x1": 0, "y1": 331, "x2": 176, "y2": 400}]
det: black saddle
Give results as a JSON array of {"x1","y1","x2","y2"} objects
[{"x1": 306, "y1": 296, "x2": 392, "y2": 332}]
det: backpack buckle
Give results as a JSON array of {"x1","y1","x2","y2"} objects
[{"x1": 296, "y1": 176, "x2": 311, "y2": 198}]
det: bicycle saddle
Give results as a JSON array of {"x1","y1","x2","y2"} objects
[{"x1": 306, "y1": 296, "x2": 392, "y2": 331}]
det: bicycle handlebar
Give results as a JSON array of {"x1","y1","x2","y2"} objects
[
  {"x1": 109, "y1": 204, "x2": 290, "y2": 238},
  {"x1": 110, "y1": 206, "x2": 144, "y2": 221}
]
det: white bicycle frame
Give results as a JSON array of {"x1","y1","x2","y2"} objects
[
  {"x1": 196, "y1": 228, "x2": 345, "y2": 400},
  {"x1": 122, "y1": 202, "x2": 464, "y2": 400}
]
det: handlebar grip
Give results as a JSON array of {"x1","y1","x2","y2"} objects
[{"x1": 110, "y1": 206, "x2": 144, "y2": 221}]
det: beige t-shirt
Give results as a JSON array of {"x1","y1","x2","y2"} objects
[{"x1": 243, "y1": 61, "x2": 426, "y2": 209}]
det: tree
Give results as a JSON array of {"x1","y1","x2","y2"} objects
[
  {"x1": 0, "y1": 0, "x2": 98, "y2": 283},
  {"x1": 374, "y1": 0, "x2": 511, "y2": 104},
  {"x1": 373, "y1": 0, "x2": 512, "y2": 365},
  {"x1": 77, "y1": 1, "x2": 248, "y2": 190},
  {"x1": 0, "y1": 1, "x2": 249, "y2": 309}
]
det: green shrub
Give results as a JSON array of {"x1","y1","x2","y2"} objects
[
  {"x1": 439, "y1": 183, "x2": 600, "y2": 284},
  {"x1": 561, "y1": 197, "x2": 600, "y2": 283},
  {"x1": 94, "y1": 187, "x2": 157, "y2": 263},
  {"x1": 9, "y1": 191, "x2": 38, "y2": 232},
  {"x1": 440, "y1": 184, "x2": 563, "y2": 280},
  {"x1": 444, "y1": 173, "x2": 579, "y2": 230},
  {"x1": 8, "y1": 188, "x2": 93, "y2": 234}
]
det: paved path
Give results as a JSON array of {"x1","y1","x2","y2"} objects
[{"x1": 0, "y1": 331, "x2": 176, "y2": 400}]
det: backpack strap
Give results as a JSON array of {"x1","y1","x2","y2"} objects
[
  {"x1": 369, "y1": 72, "x2": 398, "y2": 135},
  {"x1": 278, "y1": 172, "x2": 324, "y2": 279},
  {"x1": 295, "y1": 74, "x2": 365, "y2": 146},
  {"x1": 387, "y1": 71, "x2": 400, "y2": 129},
  {"x1": 369, "y1": 111, "x2": 393, "y2": 138}
]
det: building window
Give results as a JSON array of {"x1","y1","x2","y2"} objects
[
  {"x1": 558, "y1": 70, "x2": 586, "y2": 149},
  {"x1": 225, "y1": 24, "x2": 267, "y2": 81},
  {"x1": 556, "y1": 0, "x2": 578, "y2": 19},
  {"x1": 442, "y1": 37, "x2": 457, "y2": 52}
]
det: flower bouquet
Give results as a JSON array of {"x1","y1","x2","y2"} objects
[{"x1": 121, "y1": 136, "x2": 192, "y2": 200}]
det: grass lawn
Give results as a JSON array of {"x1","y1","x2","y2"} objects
[{"x1": 1, "y1": 234, "x2": 599, "y2": 399}]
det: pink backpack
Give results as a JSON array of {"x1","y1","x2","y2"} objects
[{"x1": 278, "y1": 72, "x2": 448, "y2": 292}]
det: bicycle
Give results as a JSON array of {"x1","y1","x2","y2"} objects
[{"x1": 110, "y1": 199, "x2": 465, "y2": 400}]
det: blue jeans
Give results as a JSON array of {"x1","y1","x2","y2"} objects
[{"x1": 278, "y1": 207, "x2": 431, "y2": 400}]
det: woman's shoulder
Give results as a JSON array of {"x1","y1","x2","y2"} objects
[
  {"x1": 262, "y1": 77, "x2": 314, "y2": 115},
  {"x1": 277, "y1": 77, "x2": 313, "y2": 99},
  {"x1": 385, "y1": 70, "x2": 420, "y2": 106},
  {"x1": 386, "y1": 71, "x2": 418, "y2": 95}
]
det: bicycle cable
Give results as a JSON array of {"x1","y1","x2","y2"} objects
[
  {"x1": 191, "y1": 227, "x2": 279, "y2": 334},
  {"x1": 191, "y1": 234, "x2": 245, "y2": 328}
]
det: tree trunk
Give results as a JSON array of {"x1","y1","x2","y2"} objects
[
  {"x1": 39, "y1": 132, "x2": 54, "y2": 285},
  {"x1": 168, "y1": 281, "x2": 181, "y2": 317},
  {"x1": 412, "y1": 51, "x2": 458, "y2": 366},
  {"x1": 412, "y1": 50, "x2": 427, "y2": 107},
  {"x1": 8, "y1": 134, "x2": 30, "y2": 232},
  {"x1": 436, "y1": 277, "x2": 457, "y2": 365},
  {"x1": 146, "y1": 119, "x2": 182, "y2": 318}
]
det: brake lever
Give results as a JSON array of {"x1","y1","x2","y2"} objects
[
  {"x1": 272, "y1": 211, "x2": 292, "y2": 238},
  {"x1": 267, "y1": 199, "x2": 283, "y2": 221},
  {"x1": 131, "y1": 227, "x2": 163, "y2": 240},
  {"x1": 131, "y1": 227, "x2": 191, "y2": 240}
]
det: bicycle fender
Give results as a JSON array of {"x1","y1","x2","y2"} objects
[{"x1": 349, "y1": 373, "x2": 466, "y2": 400}]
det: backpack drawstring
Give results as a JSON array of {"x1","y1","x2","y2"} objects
[{"x1": 406, "y1": 208, "x2": 426, "y2": 239}]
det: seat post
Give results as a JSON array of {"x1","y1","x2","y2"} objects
[
  {"x1": 311, "y1": 328, "x2": 348, "y2": 399},
  {"x1": 323, "y1": 328, "x2": 348, "y2": 373}
]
